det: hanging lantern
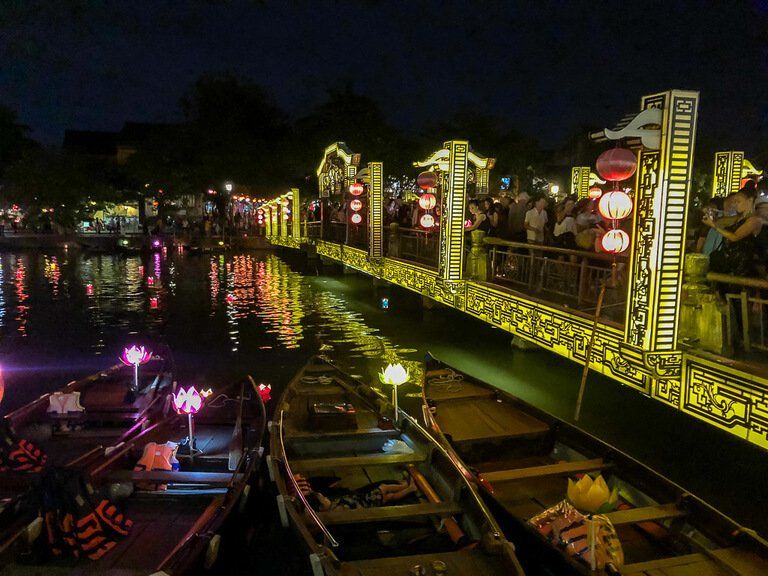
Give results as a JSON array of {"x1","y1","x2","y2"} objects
[
  {"x1": 417, "y1": 172, "x2": 437, "y2": 190},
  {"x1": 349, "y1": 199, "x2": 363, "y2": 212},
  {"x1": 350, "y1": 213, "x2": 363, "y2": 225},
  {"x1": 601, "y1": 229, "x2": 630, "y2": 254},
  {"x1": 598, "y1": 190, "x2": 633, "y2": 221},
  {"x1": 420, "y1": 214, "x2": 435, "y2": 229},
  {"x1": 588, "y1": 186, "x2": 603, "y2": 200},
  {"x1": 596, "y1": 148, "x2": 637, "y2": 182},
  {"x1": 418, "y1": 193, "x2": 437, "y2": 210},
  {"x1": 349, "y1": 182, "x2": 364, "y2": 196}
]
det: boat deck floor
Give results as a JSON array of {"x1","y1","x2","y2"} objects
[
  {"x1": 0, "y1": 497, "x2": 210, "y2": 576},
  {"x1": 344, "y1": 549, "x2": 509, "y2": 575},
  {"x1": 433, "y1": 396, "x2": 549, "y2": 443}
]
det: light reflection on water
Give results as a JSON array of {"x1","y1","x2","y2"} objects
[{"x1": 0, "y1": 250, "x2": 418, "y2": 412}]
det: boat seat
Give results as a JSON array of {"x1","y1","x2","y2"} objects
[
  {"x1": 319, "y1": 501, "x2": 462, "y2": 525},
  {"x1": 291, "y1": 451, "x2": 425, "y2": 472},
  {"x1": 603, "y1": 503, "x2": 687, "y2": 525},
  {"x1": 481, "y1": 458, "x2": 608, "y2": 483},
  {"x1": 622, "y1": 553, "x2": 710, "y2": 574},
  {"x1": 107, "y1": 470, "x2": 243, "y2": 486}
]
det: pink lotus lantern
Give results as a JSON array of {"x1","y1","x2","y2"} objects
[
  {"x1": 172, "y1": 386, "x2": 204, "y2": 457},
  {"x1": 120, "y1": 345, "x2": 152, "y2": 391}
]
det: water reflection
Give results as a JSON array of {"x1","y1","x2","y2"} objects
[{"x1": 14, "y1": 257, "x2": 28, "y2": 337}]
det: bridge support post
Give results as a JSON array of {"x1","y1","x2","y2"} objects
[
  {"x1": 291, "y1": 188, "x2": 300, "y2": 241},
  {"x1": 388, "y1": 223, "x2": 400, "y2": 258},
  {"x1": 368, "y1": 162, "x2": 384, "y2": 258},
  {"x1": 466, "y1": 230, "x2": 488, "y2": 281},
  {"x1": 439, "y1": 140, "x2": 470, "y2": 282}
]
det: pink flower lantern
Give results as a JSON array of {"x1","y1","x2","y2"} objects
[
  {"x1": 120, "y1": 345, "x2": 152, "y2": 391},
  {"x1": 172, "y1": 386, "x2": 205, "y2": 457}
]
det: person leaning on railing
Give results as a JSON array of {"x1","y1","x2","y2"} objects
[{"x1": 702, "y1": 184, "x2": 763, "y2": 278}]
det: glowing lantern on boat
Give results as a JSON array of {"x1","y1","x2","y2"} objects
[
  {"x1": 418, "y1": 193, "x2": 436, "y2": 210},
  {"x1": 601, "y1": 229, "x2": 630, "y2": 254},
  {"x1": 349, "y1": 182, "x2": 364, "y2": 196},
  {"x1": 350, "y1": 213, "x2": 363, "y2": 225},
  {"x1": 588, "y1": 186, "x2": 603, "y2": 200},
  {"x1": 349, "y1": 199, "x2": 363, "y2": 212},
  {"x1": 379, "y1": 363, "x2": 410, "y2": 423},
  {"x1": 200, "y1": 388, "x2": 213, "y2": 398},
  {"x1": 86, "y1": 283, "x2": 94, "y2": 296},
  {"x1": 596, "y1": 148, "x2": 637, "y2": 183},
  {"x1": 147, "y1": 276, "x2": 154, "y2": 286},
  {"x1": 598, "y1": 190, "x2": 633, "y2": 221},
  {"x1": 417, "y1": 171, "x2": 437, "y2": 190},
  {"x1": 0, "y1": 365, "x2": 4, "y2": 406},
  {"x1": 567, "y1": 474, "x2": 618, "y2": 513},
  {"x1": 258, "y1": 383, "x2": 272, "y2": 404},
  {"x1": 120, "y1": 345, "x2": 152, "y2": 391},
  {"x1": 172, "y1": 386, "x2": 205, "y2": 457},
  {"x1": 150, "y1": 297, "x2": 159, "y2": 309},
  {"x1": 420, "y1": 214, "x2": 435, "y2": 229},
  {"x1": 172, "y1": 386, "x2": 203, "y2": 415}
]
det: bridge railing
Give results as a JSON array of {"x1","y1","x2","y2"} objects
[
  {"x1": 483, "y1": 237, "x2": 629, "y2": 325},
  {"x1": 384, "y1": 225, "x2": 439, "y2": 269},
  {"x1": 302, "y1": 220, "x2": 321, "y2": 239},
  {"x1": 705, "y1": 272, "x2": 768, "y2": 355}
]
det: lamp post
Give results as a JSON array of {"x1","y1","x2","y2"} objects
[
  {"x1": 379, "y1": 363, "x2": 410, "y2": 423},
  {"x1": 119, "y1": 345, "x2": 152, "y2": 391}
]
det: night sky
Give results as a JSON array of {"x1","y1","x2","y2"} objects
[{"x1": 2, "y1": 0, "x2": 767, "y2": 155}]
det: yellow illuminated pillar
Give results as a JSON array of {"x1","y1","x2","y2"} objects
[
  {"x1": 368, "y1": 161, "x2": 384, "y2": 258},
  {"x1": 271, "y1": 203, "x2": 279, "y2": 237},
  {"x1": 439, "y1": 140, "x2": 469, "y2": 282},
  {"x1": 571, "y1": 167, "x2": 591, "y2": 199},
  {"x1": 624, "y1": 90, "x2": 700, "y2": 351},
  {"x1": 712, "y1": 151, "x2": 744, "y2": 198},
  {"x1": 265, "y1": 205, "x2": 272, "y2": 237},
  {"x1": 291, "y1": 188, "x2": 300, "y2": 240},
  {"x1": 476, "y1": 167, "x2": 490, "y2": 196},
  {"x1": 280, "y1": 196, "x2": 288, "y2": 238}
]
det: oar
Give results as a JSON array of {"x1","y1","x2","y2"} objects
[
  {"x1": 574, "y1": 283, "x2": 606, "y2": 422},
  {"x1": 228, "y1": 380, "x2": 245, "y2": 471}
]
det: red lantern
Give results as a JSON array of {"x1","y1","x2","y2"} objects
[
  {"x1": 350, "y1": 213, "x2": 363, "y2": 225},
  {"x1": 598, "y1": 190, "x2": 633, "y2": 221},
  {"x1": 596, "y1": 148, "x2": 637, "y2": 182},
  {"x1": 417, "y1": 171, "x2": 437, "y2": 190},
  {"x1": 420, "y1": 214, "x2": 435, "y2": 229},
  {"x1": 349, "y1": 199, "x2": 363, "y2": 212},
  {"x1": 349, "y1": 182, "x2": 364, "y2": 196},
  {"x1": 601, "y1": 229, "x2": 630, "y2": 254},
  {"x1": 588, "y1": 186, "x2": 603, "y2": 200},
  {"x1": 418, "y1": 193, "x2": 436, "y2": 210}
]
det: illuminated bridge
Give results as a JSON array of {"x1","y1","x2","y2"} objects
[{"x1": 265, "y1": 89, "x2": 768, "y2": 453}]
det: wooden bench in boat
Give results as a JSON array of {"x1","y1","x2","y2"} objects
[
  {"x1": 604, "y1": 503, "x2": 687, "y2": 526},
  {"x1": 481, "y1": 458, "x2": 608, "y2": 483},
  {"x1": 287, "y1": 426, "x2": 399, "y2": 440},
  {"x1": 319, "y1": 501, "x2": 463, "y2": 525},
  {"x1": 106, "y1": 470, "x2": 243, "y2": 486},
  {"x1": 291, "y1": 451, "x2": 425, "y2": 471},
  {"x1": 434, "y1": 398, "x2": 550, "y2": 443}
]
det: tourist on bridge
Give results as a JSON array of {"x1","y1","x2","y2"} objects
[
  {"x1": 465, "y1": 199, "x2": 490, "y2": 234},
  {"x1": 704, "y1": 185, "x2": 763, "y2": 277},
  {"x1": 507, "y1": 191, "x2": 529, "y2": 243},
  {"x1": 525, "y1": 196, "x2": 549, "y2": 245},
  {"x1": 553, "y1": 199, "x2": 577, "y2": 249}
]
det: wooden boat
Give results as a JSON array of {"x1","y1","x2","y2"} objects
[
  {"x1": 0, "y1": 375, "x2": 265, "y2": 575},
  {"x1": 269, "y1": 355, "x2": 525, "y2": 576},
  {"x1": 421, "y1": 354, "x2": 768, "y2": 576},
  {"x1": 1, "y1": 347, "x2": 176, "y2": 496}
]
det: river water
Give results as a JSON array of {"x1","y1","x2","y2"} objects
[{"x1": 0, "y1": 248, "x2": 765, "y2": 567}]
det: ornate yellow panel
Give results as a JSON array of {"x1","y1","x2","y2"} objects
[
  {"x1": 571, "y1": 167, "x2": 591, "y2": 199},
  {"x1": 681, "y1": 354, "x2": 768, "y2": 446},
  {"x1": 712, "y1": 151, "x2": 744, "y2": 198}
]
